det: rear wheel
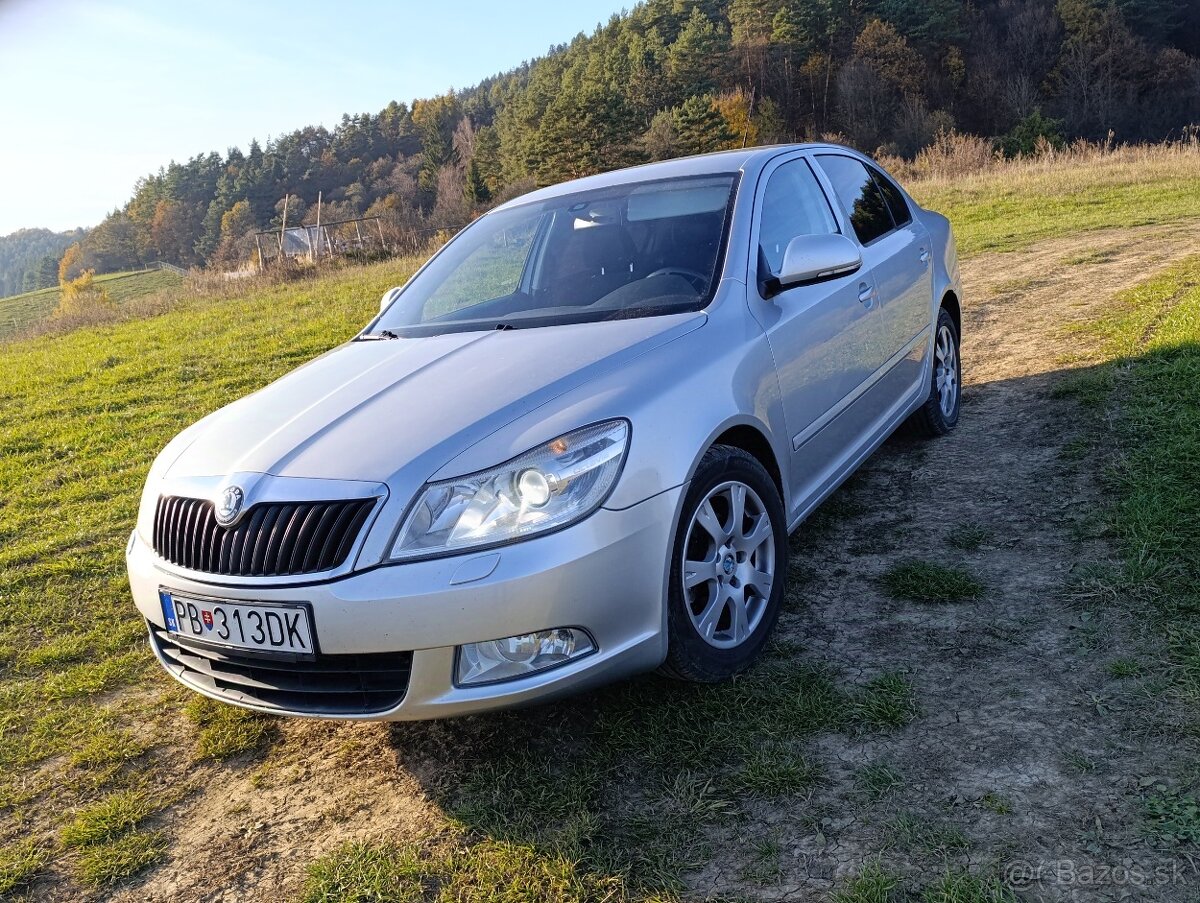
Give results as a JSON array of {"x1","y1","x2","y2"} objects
[
  {"x1": 909, "y1": 306, "x2": 961, "y2": 437},
  {"x1": 661, "y1": 446, "x2": 787, "y2": 682}
]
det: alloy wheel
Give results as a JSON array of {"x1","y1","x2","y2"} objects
[
  {"x1": 681, "y1": 480, "x2": 776, "y2": 649},
  {"x1": 935, "y1": 323, "x2": 959, "y2": 419}
]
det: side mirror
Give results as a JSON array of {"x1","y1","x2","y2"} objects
[
  {"x1": 380, "y1": 286, "x2": 402, "y2": 314},
  {"x1": 766, "y1": 234, "x2": 862, "y2": 297}
]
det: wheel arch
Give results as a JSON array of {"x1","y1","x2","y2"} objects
[
  {"x1": 703, "y1": 421, "x2": 786, "y2": 501},
  {"x1": 941, "y1": 290, "x2": 961, "y2": 338}
]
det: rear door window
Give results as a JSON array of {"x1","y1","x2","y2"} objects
[
  {"x1": 815, "y1": 154, "x2": 895, "y2": 245},
  {"x1": 869, "y1": 165, "x2": 912, "y2": 227}
]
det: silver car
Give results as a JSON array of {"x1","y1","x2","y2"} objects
[{"x1": 127, "y1": 144, "x2": 962, "y2": 720}]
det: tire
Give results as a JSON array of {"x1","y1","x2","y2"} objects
[
  {"x1": 908, "y1": 306, "x2": 961, "y2": 438},
  {"x1": 661, "y1": 445, "x2": 788, "y2": 683}
]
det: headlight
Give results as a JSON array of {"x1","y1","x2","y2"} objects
[{"x1": 391, "y1": 419, "x2": 629, "y2": 560}]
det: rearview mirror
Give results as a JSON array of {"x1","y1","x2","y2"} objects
[{"x1": 767, "y1": 234, "x2": 862, "y2": 297}]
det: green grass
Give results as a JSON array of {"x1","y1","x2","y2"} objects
[
  {"x1": 946, "y1": 526, "x2": 991, "y2": 552},
  {"x1": 832, "y1": 864, "x2": 902, "y2": 903},
  {"x1": 855, "y1": 763, "x2": 905, "y2": 801},
  {"x1": 185, "y1": 695, "x2": 279, "y2": 761},
  {"x1": 978, "y1": 793, "x2": 1011, "y2": 815},
  {"x1": 0, "y1": 255, "x2": 420, "y2": 894},
  {"x1": 0, "y1": 838, "x2": 48, "y2": 895},
  {"x1": 851, "y1": 673, "x2": 920, "y2": 729},
  {"x1": 1143, "y1": 788, "x2": 1200, "y2": 846},
  {"x1": 1074, "y1": 258, "x2": 1200, "y2": 707},
  {"x1": 735, "y1": 746, "x2": 822, "y2": 797},
  {"x1": 911, "y1": 158, "x2": 1200, "y2": 256},
  {"x1": 741, "y1": 835, "x2": 784, "y2": 885},
  {"x1": 0, "y1": 268, "x2": 183, "y2": 339},
  {"x1": 302, "y1": 836, "x2": 666, "y2": 903},
  {"x1": 880, "y1": 561, "x2": 985, "y2": 604},
  {"x1": 60, "y1": 790, "x2": 167, "y2": 888},
  {"x1": 1106, "y1": 657, "x2": 1144, "y2": 679},
  {"x1": 60, "y1": 790, "x2": 160, "y2": 848},
  {"x1": 426, "y1": 660, "x2": 909, "y2": 893},
  {"x1": 74, "y1": 830, "x2": 167, "y2": 889},
  {"x1": 1111, "y1": 310, "x2": 1200, "y2": 672},
  {"x1": 921, "y1": 869, "x2": 1017, "y2": 903},
  {"x1": 886, "y1": 813, "x2": 970, "y2": 855}
]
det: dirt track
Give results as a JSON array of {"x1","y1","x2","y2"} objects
[{"x1": 114, "y1": 222, "x2": 1200, "y2": 902}]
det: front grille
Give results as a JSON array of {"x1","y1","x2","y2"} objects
[
  {"x1": 149, "y1": 624, "x2": 413, "y2": 715},
  {"x1": 152, "y1": 495, "x2": 375, "y2": 577}
]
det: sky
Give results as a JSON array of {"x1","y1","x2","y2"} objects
[{"x1": 0, "y1": 0, "x2": 628, "y2": 236}]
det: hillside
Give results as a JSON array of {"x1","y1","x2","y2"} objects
[
  {"x1": 0, "y1": 269, "x2": 184, "y2": 340},
  {"x1": 58, "y1": 0, "x2": 1200, "y2": 279},
  {"x1": 0, "y1": 227, "x2": 87, "y2": 299},
  {"x1": 0, "y1": 148, "x2": 1198, "y2": 898}
]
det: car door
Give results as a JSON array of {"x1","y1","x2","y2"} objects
[
  {"x1": 814, "y1": 153, "x2": 933, "y2": 398},
  {"x1": 746, "y1": 154, "x2": 885, "y2": 515}
]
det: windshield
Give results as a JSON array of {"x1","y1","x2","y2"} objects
[{"x1": 373, "y1": 174, "x2": 738, "y2": 336}]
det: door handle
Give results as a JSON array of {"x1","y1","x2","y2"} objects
[
  {"x1": 919, "y1": 248, "x2": 931, "y2": 264},
  {"x1": 858, "y1": 283, "x2": 875, "y2": 307}
]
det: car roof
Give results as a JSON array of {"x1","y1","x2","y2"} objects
[{"x1": 492, "y1": 143, "x2": 862, "y2": 211}]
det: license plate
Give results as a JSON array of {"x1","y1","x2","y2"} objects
[{"x1": 159, "y1": 590, "x2": 315, "y2": 655}]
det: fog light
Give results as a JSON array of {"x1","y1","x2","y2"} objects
[{"x1": 456, "y1": 628, "x2": 595, "y2": 686}]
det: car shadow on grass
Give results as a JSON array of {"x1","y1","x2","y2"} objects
[{"x1": 383, "y1": 636, "x2": 919, "y2": 895}]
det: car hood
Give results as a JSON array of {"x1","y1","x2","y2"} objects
[{"x1": 162, "y1": 312, "x2": 705, "y2": 485}]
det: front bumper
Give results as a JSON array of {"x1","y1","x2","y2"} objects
[{"x1": 127, "y1": 486, "x2": 683, "y2": 720}]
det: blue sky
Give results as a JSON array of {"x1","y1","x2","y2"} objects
[{"x1": 0, "y1": 0, "x2": 628, "y2": 235}]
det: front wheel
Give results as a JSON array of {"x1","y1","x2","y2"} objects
[
  {"x1": 909, "y1": 307, "x2": 961, "y2": 437},
  {"x1": 661, "y1": 446, "x2": 788, "y2": 683}
]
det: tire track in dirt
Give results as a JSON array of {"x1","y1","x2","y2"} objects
[{"x1": 693, "y1": 221, "x2": 1200, "y2": 899}]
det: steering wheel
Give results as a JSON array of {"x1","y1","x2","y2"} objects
[{"x1": 646, "y1": 267, "x2": 709, "y2": 293}]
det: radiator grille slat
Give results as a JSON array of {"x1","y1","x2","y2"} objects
[{"x1": 152, "y1": 495, "x2": 374, "y2": 577}]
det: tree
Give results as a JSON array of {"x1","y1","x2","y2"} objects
[
  {"x1": 641, "y1": 108, "x2": 681, "y2": 161},
  {"x1": 714, "y1": 88, "x2": 758, "y2": 148},
  {"x1": 839, "y1": 19, "x2": 926, "y2": 150},
  {"x1": 213, "y1": 200, "x2": 256, "y2": 268},
  {"x1": 997, "y1": 109, "x2": 1066, "y2": 156},
  {"x1": 6, "y1": 0, "x2": 1192, "y2": 291},
  {"x1": 463, "y1": 160, "x2": 489, "y2": 205},
  {"x1": 866, "y1": 0, "x2": 964, "y2": 49},
  {"x1": 667, "y1": 7, "x2": 729, "y2": 100},
  {"x1": 729, "y1": 0, "x2": 782, "y2": 88},
  {"x1": 55, "y1": 269, "x2": 112, "y2": 320},
  {"x1": 675, "y1": 95, "x2": 736, "y2": 155},
  {"x1": 58, "y1": 243, "x2": 84, "y2": 284},
  {"x1": 272, "y1": 195, "x2": 306, "y2": 229},
  {"x1": 472, "y1": 125, "x2": 504, "y2": 197},
  {"x1": 1054, "y1": 0, "x2": 1148, "y2": 138},
  {"x1": 412, "y1": 93, "x2": 462, "y2": 207},
  {"x1": 35, "y1": 254, "x2": 59, "y2": 290},
  {"x1": 149, "y1": 200, "x2": 191, "y2": 265}
]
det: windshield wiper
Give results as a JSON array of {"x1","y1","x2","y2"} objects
[{"x1": 360, "y1": 329, "x2": 399, "y2": 341}]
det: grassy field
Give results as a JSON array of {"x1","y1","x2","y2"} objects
[
  {"x1": 908, "y1": 145, "x2": 1200, "y2": 256},
  {"x1": 1, "y1": 145, "x2": 1199, "y2": 900},
  {"x1": 0, "y1": 269, "x2": 184, "y2": 340},
  {"x1": 1058, "y1": 256, "x2": 1200, "y2": 701}
]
